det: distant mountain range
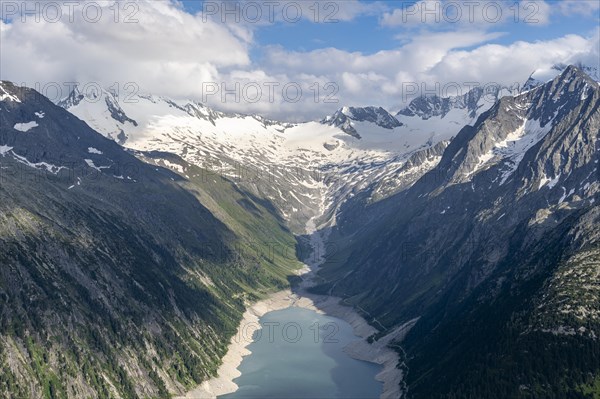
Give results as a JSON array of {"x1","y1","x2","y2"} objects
[
  {"x1": 1, "y1": 62, "x2": 599, "y2": 398},
  {"x1": 57, "y1": 63, "x2": 598, "y2": 226}
]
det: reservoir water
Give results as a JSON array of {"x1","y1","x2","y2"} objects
[{"x1": 219, "y1": 306, "x2": 382, "y2": 399}]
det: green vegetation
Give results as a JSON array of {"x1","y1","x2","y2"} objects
[
  {"x1": 580, "y1": 375, "x2": 600, "y2": 398},
  {"x1": 0, "y1": 153, "x2": 303, "y2": 398}
]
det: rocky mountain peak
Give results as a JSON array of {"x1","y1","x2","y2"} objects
[
  {"x1": 396, "y1": 85, "x2": 508, "y2": 121},
  {"x1": 321, "y1": 105, "x2": 402, "y2": 138},
  {"x1": 0, "y1": 80, "x2": 28, "y2": 103},
  {"x1": 430, "y1": 64, "x2": 599, "y2": 188},
  {"x1": 522, "y1": 62, "x2": 600, "y2": 92}
]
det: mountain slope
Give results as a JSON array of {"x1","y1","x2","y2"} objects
[
  {"x1": 0, "y1": 81, "x2": 302, "y2": 399},
  {"x1": 312, "y1": 65, "x2": 600, "y2": 398},
  {"x1": 394, "y1": 84, "x2": 517, "y2": 137},
  {"x1": 60, "y1": 87, "x2": 467, "y2": 233},
  {"x1": 45, "y1": 63, "x2": 600, "y2": 397}
]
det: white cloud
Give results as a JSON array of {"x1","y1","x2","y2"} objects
[
  {"x1": 341, "y1": 72, "x2": 363, "y2": 93},
  {"x1": 430, "y1": 33, "x2": 596, "y2": 85},
  {"x1": 249, "y1": 30, "x2": 597, "y2": 120},
  {"x1": 0, "y1": 0, "x2": 598, "y2": 122},
  {"x1": 0, "y1": 0, "x2": 250, "y2": 99}
]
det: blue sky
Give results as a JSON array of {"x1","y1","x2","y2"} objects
[{"x1": 180, "y1": 0, "x2": 600, "y2": 54}]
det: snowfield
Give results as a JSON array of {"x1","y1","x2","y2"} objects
[
  {"x1": 61, "y1": 86, "x2": 513, "y2": 229},
  {"x1": 13, "y1": 121, "x2": 39, "y2": 132}
]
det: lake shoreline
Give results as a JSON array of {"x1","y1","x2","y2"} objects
[
  {"x1": 177, "y1": 289, "x2": 406, "y2": 399},
  {"x1": 177, "y1": 223, "x2": 406, "y2": 399}
]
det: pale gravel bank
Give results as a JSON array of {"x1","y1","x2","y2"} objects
[
  {"x1": 177, "y1": 223, "x2": 409, "y2": 399},
  {"x1": 176, "y1": 289, "x2": 407, "y2": 399}
]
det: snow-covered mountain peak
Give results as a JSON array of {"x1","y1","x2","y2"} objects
[
  {"x1": 57, "y1": 86, "x2": 459, "y2": 230},
  {"x1": 436, "y1": 64, "x2": 599, "y2": 188},
  {"x1": 0, "y1": 81, "x2": 24, "y2": 103},
  {"x1": 559, "y1": 63, "x2": 599, "y2": 84},
  {"x1": 321, "y1": 105, "x2": 402, "y2": 138},
  {"x1": 396, "y1": 84, "x2": 510, "y2": 121},
  {"x1": 521, "y1": 64, "x2": 599, "y2": 128},
  {"x1": 522, "y1": 62, "x2": 600, "y2": 92},
  {"x1": 59, "y1": 86, "x2": 299, "y2": 142},
  {"x1": 54, "y1": 65, "x2": 596, "y2": 230}
]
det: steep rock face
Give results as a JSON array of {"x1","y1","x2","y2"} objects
[
  {"x1": 0, "y1": 81, "x2": 301, "y2": 399},
  {"x1": 321, "y1": 106, "x2": 402, "y2": 137},
  {"x1": 324, "y1": 65, "x2": 599, "y2": 324},
  {"x1": 523, "y1": 62, "x2": 600, "y2": 92},
  {"x1": 371, "y1": 140, "x2": 449, "y2": 200},
  {"x1": 397, "y1": 87, "x2": 484, "y2": 120},
  {"x1": 435, "y1": 65, "x2": 598, "y2": 185},
  {"x1": 313, "y1": 66, "x2": 600, "y2": 398},
  {"x1": 396, "y1": 85, "x2": 512, "y2": 121}
]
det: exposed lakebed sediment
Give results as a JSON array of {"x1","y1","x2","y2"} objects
[{"x1": 178, "y1": 222, "x2": 408, "y2": 399}]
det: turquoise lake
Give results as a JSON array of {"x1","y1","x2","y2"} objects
[{"x1": 219, "y1": 307, "x2": 382, "y2": 399}]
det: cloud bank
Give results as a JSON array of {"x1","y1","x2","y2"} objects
[{"x1": 0, "y1": 0, "x2": 598, "y2": 121}]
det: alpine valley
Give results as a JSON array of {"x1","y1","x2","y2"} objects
[{"x1": 0, "y1": 63, "x2": 599, "y2": 399}]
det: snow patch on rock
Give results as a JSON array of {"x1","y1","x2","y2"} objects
[{"x1": 13, "y1": 121, "x2": 39, "y2": 132}]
